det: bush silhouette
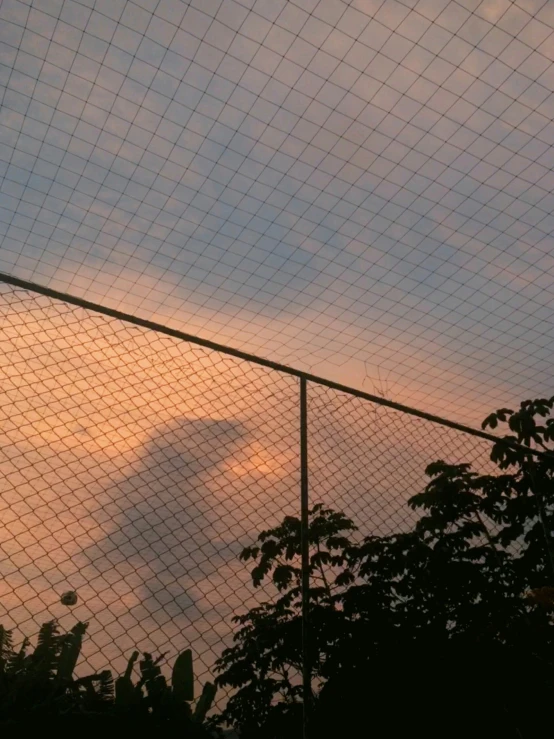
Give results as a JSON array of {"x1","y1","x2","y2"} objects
[
  {"x1": 0, "y1": 619, "x2": 217, "y2": 734},
  {"x1": 216, "y1": 397, "x2": 554, "y2": 738}
]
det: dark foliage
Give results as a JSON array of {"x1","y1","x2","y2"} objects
[
  {"x1": 215, "y1": 397, "x2": 554, "y2": 738},
  {"x1": 0, "y1": 619, "x2": 217, "y2": 735}
]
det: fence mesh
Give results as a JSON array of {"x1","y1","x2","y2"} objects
[
  {"x1": 0, "y1": 280, "x2": 301, "y2": 693},
  {"x1": 308, "y1": 383, "x2": 499, "y2": 542},
  {"x1": 0, "y1": 279, "x2": 502, "y2": 706}
]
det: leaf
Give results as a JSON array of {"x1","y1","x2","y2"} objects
[
  {"x1": 273, "y1": 564, "x2": 296, "y2": 591},
  {"x1": 32, "y1": 620, "x2": 61, "y2": 677},
  {"x1": 56, "y1": 622, "x2": 87, "y2": 682},
  {"x1": 172, "y1": 648, "x2": 194, "y2": 702},
  {"x1": 0, "y1": 626, "x2": 13, "y2": 672},
  {"x1": 115, "y1": 674, "x2": 139, "y2": 709},
  {"x1": 261, "y1": 539, "x2": 280, "y2": 558},
  {"x1": 97, "y1": 670, "x2": 114, "y2": 702},
  {"x1": 482, "y1": 413, "x2": 498, "y2": 430},
  {"x1": 335, "y1": 571, "x2": 355, "y2": 587},
  {"x1": 193, "y1": 681, "x2": 216, "y2": 723},
  {"x1": 124, "y1": 650, "x2": 139, "y2": 680},
  {"x1": 7, "y1": 636, "x2": 29, "y2": 676},
  {"x1": 240, "y1": 546, "x2": 260, "y2": 561}
]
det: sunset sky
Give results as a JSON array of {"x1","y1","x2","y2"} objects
[
  {"x1": 1, "y1": 0, "x2": 554, "y2": 427},
  {"x1": 0, "y1": 282, "x2": 495, "y2": 687},
  {"x1": 2, "y1": 0, "x2": 554, "y2": 699}
]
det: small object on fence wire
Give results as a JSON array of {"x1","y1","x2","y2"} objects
[{"x1": 61, "y1": 591, "x2": 78, "y2": 606}]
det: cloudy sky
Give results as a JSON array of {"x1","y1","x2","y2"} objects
[
  {"x1": 0, "y1": 282, "x2": 494, "y2": 689},
  {"x1": 5, "y1": 0, "x2": 554, "y2": 704},
  {"x1": 1, "y1": 0, "x2": 554, "y2": 426}
]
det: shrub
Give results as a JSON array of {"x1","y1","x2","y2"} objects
[{"x1": 0, "y1": 619, "x2": 217, "y2": 734}]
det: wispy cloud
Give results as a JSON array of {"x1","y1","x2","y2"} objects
[{"x1": 1, "y1": 0, "x2": 554, "y2": 423}]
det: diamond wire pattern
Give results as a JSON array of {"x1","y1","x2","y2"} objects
[
  {"x1": 307, "y1": 381, "x2": 497, "y2": 541},
  {"x1": 0, "y1": 282, "x2": 300, "y2": 696},
  {"x1": 0, "y1": 280, "x2": 520, "y2": 713},
  {"x1": 0, "y1": 1, "x2": 554, "y2": 425}
]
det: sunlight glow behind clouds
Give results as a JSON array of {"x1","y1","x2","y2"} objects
[
  {"x1": 0, "y1": 284, "x2": 496, "y2": 686},
  {"x1": 1, "y1": 0, "x2": 554, "y2": 423}
]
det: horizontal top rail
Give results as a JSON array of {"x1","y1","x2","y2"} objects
[{"x1": 1, "y1": 270, "x2": 551, "y2": 461}]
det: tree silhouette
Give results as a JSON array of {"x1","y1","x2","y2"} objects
[
  {"x1": 0, "y1": 619, "x2": 217, "y2": 733},
  {"x1": 216, "y1": 397, "x2": 554, "y2": 739}
]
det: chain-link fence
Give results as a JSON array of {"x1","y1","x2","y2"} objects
[{"x1": 0, "y1": 275, "x2": 502, "y2": 707}]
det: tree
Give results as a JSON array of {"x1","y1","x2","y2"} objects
[{"x1": 215, "y1": 397, "x2": 554, "y2": 738}]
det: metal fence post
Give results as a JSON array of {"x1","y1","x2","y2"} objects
[{"x1": 300, "y1": 376, "x2": 311, "y2": 739}]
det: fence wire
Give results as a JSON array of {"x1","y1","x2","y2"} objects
[
  {"x1": 308, "y1": 382, "x2": 499, "y2": 541},
  {"x1": 2, "y1": 0, "x2": 554, "y2": 427},
  {"x1": 0, "y1": 278, "x2": 503, "y2": 705}
]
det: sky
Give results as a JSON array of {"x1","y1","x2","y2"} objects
[
  {"x1": 2, "y1": 0, "x2": 554, "y2": 699},
  {"x1": 0, "y1": 282, "x2": 495, "y2": 690},
  {"x1": 1, "y1": 0, "x2": 554, "y2": 426}
]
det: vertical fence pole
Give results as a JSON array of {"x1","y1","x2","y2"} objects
[{"x1": 300, "y1": 377, "x2": 311, "y2": 739}]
